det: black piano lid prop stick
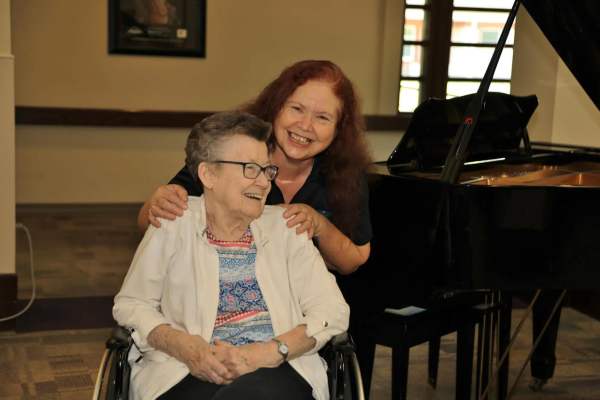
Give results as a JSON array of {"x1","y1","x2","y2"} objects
[
  {"x1": 425, "y1": 0, "x2": 522, "y2": 291},
  {"x1": 440, "y1": 0, "x2": 521, "y2": 184}
]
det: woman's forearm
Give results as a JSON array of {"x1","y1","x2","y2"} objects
[
  {"x1": 240, "y1": 325, "x2": 316, "y2": 369},
  {"x1": 317, "y1": 217, "x2": 370, "y2": 274},
  {"x1": 150, "y1": 324, "x2": 234, "y2": 384},
  {"x1": 276, "y1": 324, "x2": 317, "y2": 361},
  {"x1": 147, "y1": 324, "x2": 206, "y2": 362}
]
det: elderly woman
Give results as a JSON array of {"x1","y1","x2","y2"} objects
[
  {"x1": 137, "y1": 60, "x2": 376, "y2": 392},
  {"x1": 113, "y1": 111, "x2": 349, "y2": 400}
]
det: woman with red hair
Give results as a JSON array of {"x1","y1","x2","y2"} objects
[{"x1": 139, "y1": 60, "x2": 373, "y2": 273}]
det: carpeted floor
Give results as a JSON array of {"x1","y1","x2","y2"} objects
[
  {"x1": 2, "y1": 205, "x2": 600, "y2": 399},
  {"x1": 2, "y1": 306, "x2": 600, "y2": 399},
  {"x1": 370, "y1": 307, "x2": 600, "y2": 399},
  {"x1": 0, "y1": 328, "x2": 110, "y2": 399}
]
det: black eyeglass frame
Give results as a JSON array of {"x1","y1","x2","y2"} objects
[{"x1": 211, "y1": 160, "x2": 279, "y2": 181}]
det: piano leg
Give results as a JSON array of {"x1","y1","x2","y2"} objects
[
  {"x1": 475, "y1": 320, "x2": 484, "y2": 397},
  {"x1": 475, "y1": 291, "x2": 495, "y2": 399},
  {"x1": 530, "y1": 290, "x2": 563, "y2": 383},
  {"x1": 475, "y1": 291, "x2": 511, "y2": 400},
  {"x1": 497, "y1": 292, "x2": 513, "y2": 400},
  {"x1": 456, "y1": 317, "x2": 476, "y2": 399}
]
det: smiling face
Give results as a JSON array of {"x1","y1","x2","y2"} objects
[
  {"x1": 202, "y1": 134, "x2": 272, "y2": 224},
  {"x1": 273, "y1": 80, "x2": 342, "y2": 163}
]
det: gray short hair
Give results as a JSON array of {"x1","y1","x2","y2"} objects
[{"x1": 185, "y1": 111, "x2": 272, "y2": 184}]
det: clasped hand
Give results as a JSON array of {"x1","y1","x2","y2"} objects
[{"x1": 184, "y1": 338, "x2": 279, "y2": 385}]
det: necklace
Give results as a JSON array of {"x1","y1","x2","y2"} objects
[{"x1": 204, "y1": 227, "x2": 253, "y2": 246}]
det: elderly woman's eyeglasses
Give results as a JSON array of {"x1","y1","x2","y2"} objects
[{"x1": 212, "y1": 160, "x2": 279, "y2": 181}]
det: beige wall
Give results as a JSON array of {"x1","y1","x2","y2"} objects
[
  {"x1": 13, "y1": 0, "x2": 404, "y2": 204},
  {"x1": 13, "y1": 0, "x2": 400, "y2": 113},
  {"x1": 15, "y1": 125, "x2": 401, "y2": 204},
  {"x1": 1, "y1": 0, "x2": 15, "y2": 274},
  {"x1": 16, "y1": 2, "x2": 600, "y2": 205},
  {"x1": 512, "y1": 7, "x2": 600, "y2": 146},
  {"x1": 17, "y1": 125, "x2": 188, "y2": 203}
]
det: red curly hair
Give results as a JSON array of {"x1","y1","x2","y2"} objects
[{"x1": 244, "y1": 60, "x2": 372, "y2": 238}]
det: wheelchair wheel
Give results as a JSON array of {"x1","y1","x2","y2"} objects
[{"x1": 93, "y1": 349, "x2": 115, "y2": 400}]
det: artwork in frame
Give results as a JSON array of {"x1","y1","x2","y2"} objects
[{"x1": 109, "y1": 0, "x2": 206, "y2": 57}]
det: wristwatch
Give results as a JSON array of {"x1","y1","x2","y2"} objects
[{"x1": 272, "y1": 338, "x2": 289, "y2": 361}]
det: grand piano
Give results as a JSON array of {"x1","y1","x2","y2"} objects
[
  {"x1": 355, "y1": 2, "x2": 599, "y2": 398},
  {"x1": 366, "y1": 0, "x2": 600, "y2": 305}
]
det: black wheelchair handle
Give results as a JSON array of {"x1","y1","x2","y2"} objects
[{"x1": 107, "y1": 326, "x2": 133, "y2": 350}]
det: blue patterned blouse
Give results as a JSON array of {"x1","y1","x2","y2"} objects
[{"x1": 207, "y1": 228, "x2": 275, "y2": 345}]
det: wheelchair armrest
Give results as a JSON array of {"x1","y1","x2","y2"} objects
[
  {"x1": 101, "y1": 326, "x2": 134, "y2": 400},
  {"x1": 106, "y1": 325, "x2": 133, "y2": 351},
  {"x1": 323, "y1": 332, "x2": 356, "y2": 356},
  {"x1": 321, "y1": 332, "x2": 364, "y2": 400}
]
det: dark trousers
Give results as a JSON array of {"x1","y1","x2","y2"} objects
[
  {"x1": 158, "y1": 363, "x2": 313, "y2": 400},
  {"x1": 531, "y1": 290, "x2": 563, "y2": 380}
]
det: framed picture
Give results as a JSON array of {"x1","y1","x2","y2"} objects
[{"x1": 109, "y1": 0, "x2": 206, "y2": 57}]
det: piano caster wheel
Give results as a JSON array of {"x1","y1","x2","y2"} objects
[{"x1": 529, "y1": 377, "x2": 548, "y2": 392}]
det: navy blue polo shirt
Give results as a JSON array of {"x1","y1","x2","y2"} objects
[{"x1": 169, "y1": 158, "x2": 372, "y2": 245}]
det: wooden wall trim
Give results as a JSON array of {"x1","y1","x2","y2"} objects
[
  {"x1": 15, "y1": 106, "x2": 215, "y2": 128},
  {"x1": 15, "y1": 106, "x2": 410, "y2": 131}
]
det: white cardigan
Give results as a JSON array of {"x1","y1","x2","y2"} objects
[{"x1": 113, "y1": 196, "x2": 349, "y2": 400}]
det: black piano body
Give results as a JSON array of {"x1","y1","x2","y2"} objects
[
  {"x1": 345, "y1": 2, "x2": 600, "y2": 398},
  {"x1": 364, "y1": 0, "x2": 600, "y2": 306},
  {"x1": 370, "y1": 141, "x2": 600, "y2": 295},
  {"x1": 340, "y1": 3, "x2": 599, "y2": 397}
]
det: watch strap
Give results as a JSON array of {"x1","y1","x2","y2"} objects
[{"x1": 272, "y1": 338, "x2": 288, "y2": 361}]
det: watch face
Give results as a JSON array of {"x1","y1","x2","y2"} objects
[
  {"x1": 275, "y1": 339, "x2": 289, "y2": 359},
  {"x1": 273, "y1": 338, "x2": 289, "y2": 361},
  {"x1": 280, "y1": 343, "x2": 289, "y2": 354}
]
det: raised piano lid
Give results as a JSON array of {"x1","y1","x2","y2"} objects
[
  {"x1": 388, "y1": 0, "x2": 599, "y2": 170},
  {"x1": 387, "y1": 92, "x2": 538, "y2": 169},
  {"x1": 521, "y1": 0, "x2": 600, "y2": 110}
]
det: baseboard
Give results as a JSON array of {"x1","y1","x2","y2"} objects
[
  {"x1": 0, "y1": 274, "x2": 18, "y2": 331},
  {"x1": 16, "y1": 202, "x2": 143, "y2": 214},
  {"x1": 12, "y1": 296, "x2": 115, "y2": 332}
]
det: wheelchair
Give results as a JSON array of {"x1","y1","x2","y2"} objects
[{"x1": 93, "y1": 326, "x2": 365, "y2": 400}]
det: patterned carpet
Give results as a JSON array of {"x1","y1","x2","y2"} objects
[
  {"x1": 0, "y1": 328, "x2": 110, "y2": 399},
  {"x1": 1, "y1": 307, "x2": 600, "y2": 399},
  {"x1": 3, "y1": 205, "x2": 600, "y2": 399}
]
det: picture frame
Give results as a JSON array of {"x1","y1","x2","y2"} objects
[{"x1": 109, "y1": 0, "x2": 206, "y2": 57}]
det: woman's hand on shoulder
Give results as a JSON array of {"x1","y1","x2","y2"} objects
[
  {"x1": 180, "y1": 335, "x2": 234, "y2": 384},
  {"x1": 146, "y1": 184, "x2": 188, "y2": 228},
  {"x1": 280, "y1": 203, "x2": 324, "y2": 239}
]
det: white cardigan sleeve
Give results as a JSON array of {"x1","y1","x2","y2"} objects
[
  {"x1": 286, "y1": 228, "x2": 350, "y2": 354},
  {"x1": 112, "y1": 220, "x2": 179, "y2": 352}
]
